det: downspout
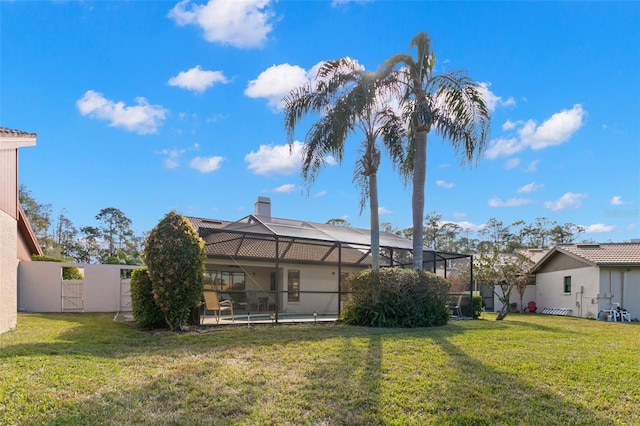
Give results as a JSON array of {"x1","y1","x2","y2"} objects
[
  {"x1": 470, "y1": 255, "x2": 474, "y2": 318},
  {"x1": 622, "y1": 269, "x2": 627, "y2": 308},
  {"x1": 338, "y1": 242, "x2": 342, "y2": 316},
  {"x1": 275, "y1": 236, "x2": 279, "y2": 323}
]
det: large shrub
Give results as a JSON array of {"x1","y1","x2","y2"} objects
[
  {"x1": 130, "y1": 267, "x2": 165, "y2": 329},
  {"x1": 340, "y1": 268, "x2": 451, "y2": 327},
  {"x1": 144, "y1": 211, "x2": 205, "y2": 331}
]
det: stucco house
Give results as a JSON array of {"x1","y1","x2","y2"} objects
[
  {"x1": 187, "y1": 197, "x2": 471, "y2": 320},
  {"x1": 530, "y1": 243, "x2": 640, "y2": 320},
  {"x1": 1, "y1": 127, "x2": 42, "y2": 333},
  {"x1": 486, "y1": 248, "x2": 549, "y2": 313}
]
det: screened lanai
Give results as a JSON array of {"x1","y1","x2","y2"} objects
[{"x1": 187, "y1": 207, "x2": 473, "y2": 324}]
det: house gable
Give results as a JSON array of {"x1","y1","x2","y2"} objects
[{"x1": 535, "y1": 250, "x2": 592, "y2": 273}]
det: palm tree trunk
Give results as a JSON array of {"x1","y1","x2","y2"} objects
[
  {"x1": 412, "y1": 130, "x2": 427, "y2": 270},
  {"x1": 369, "y1": 173, "x2": 380, "y2": 272}
]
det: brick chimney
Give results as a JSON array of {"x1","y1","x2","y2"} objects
[{"x1": 255, "y1": 196, "x2": 271, "y2": 217}]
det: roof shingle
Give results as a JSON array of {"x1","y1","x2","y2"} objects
[{"x1": 556, "y1": 243, "x2": 640, "y2": 265}]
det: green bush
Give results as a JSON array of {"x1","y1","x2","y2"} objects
[
  {"x1": 340, "y1": 268, "x2": 451, "y2": 327},
  {"x1": 62, "y1": 267, "x2": 83, "y2": 280},
  {"x1": 130, "y1": 267, "x2": 165, "y2": 329},
  {"x1": 32, "y1": 255, "x2": 66, "y2": 262},
  {"x1": 473, "y1": 295, "x2": 483, "y2": 318},
  {"x1": 144, "y1": 211, "x2": 205, "y2": 331}
]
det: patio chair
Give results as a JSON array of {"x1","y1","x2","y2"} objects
[
  {"x1": 448, "y1": 294, "x2": 463, "y2": 317},
  {"x1": 524, "y1": 301, "x2": 537, "y2": 313},
  {"x1": 202, "y1": 291, "x2": 234, "y2": 324}
]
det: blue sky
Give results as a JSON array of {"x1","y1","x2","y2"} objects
[{"x1": 2, "y1": 1, "x2": 639, "y2": 243}]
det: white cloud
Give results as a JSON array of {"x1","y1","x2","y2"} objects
[
  {"x1": 519, "y1": 104, "x2": 586, "y2": 150},
  {"x1": 332, "y1": 0, "x2": 371, "y2": 6},
  {"x1": 517, "y1": 182, "x2": 544, "y2": 194},
  {"x1": 378, "y1": 206, "x2": 392, "y2": 214},
  {"x1": 325, "y1": 155, "x2": 338, "y2": 166},
  {"x1": 488, "y1": 197, "x2": 533, "y2": 208},
  {"x1": 504, "y1": 158, "x2": 520, "y2": 170},
  {"x1": 484, "y1": 137, "x2": 522, "y2": 159},
  {"x1": 245, "y1": 59, "x2": 365, "y2": 111},
  {"x1": 583, "y1": 223, "x2": 615, "y2": 233},
  {"x1": 245, "y1": 63, "x2": 313, "y2": 110},
  {"x1": 444, "y1": 220, "x2": 484, "y2": 232},
  {"x1": 502, "y1": 120, "x2": 518, "y2": 131},
  {"x1": 486, "y1": 105, "x2": 585, "y2": 159},
  {"x1": 436, "y1": 180, "x2": 454, "y2": 189},
  {"x1": 272, "y1": 183, "x2": 296, "y2": 193},
  {"x1": 477, "y1": 82, "x2": 515, "y2": 112},
  {"x1": 168, "y1": 0, "x2": 274, "y2": 48},
  {"x1": 525, "y1": 160, "x2": 539, "y2": 172},
  {"x1": 452, "y1": 212, "x2": 467, "y2": 219},
  {"x1": 157, "y1": 148, "x2": 186, "y2": 169},
  {"x1": 611, "y1": 195, "x2": 632, "y2": 205},
  {"x1": 313, "y1": 190, "x2": 328, "y2": 198},
  {"x1": 245, "y1": 141, "x2": 303, "y2": 175},
  {"x1": 168, "y1": 65, "x2": 228, "y2": 93},
  {"x1": 543, "y1": 192, "x2": 588, "y2": 211},
  {"x1": 189, "y1": 156, "x2": 224, "y2": 173},
  {"x1": 76, "y1": 90, "x2": 167, "y2": 134}
]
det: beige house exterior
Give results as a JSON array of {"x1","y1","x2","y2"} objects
[
  {"x1": 187, "y1": 197, "x2": 471, "y2": 320},
  {"x1": 531, "y1": 243, "x2": 640, "y2": 320},
  {"x1": 1, "y1": 127, "x2": 42, "y2": 334}
]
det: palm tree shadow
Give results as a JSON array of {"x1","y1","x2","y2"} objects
[{"x1": 430, "y1": 334, "x2": 614, "y2": 425}]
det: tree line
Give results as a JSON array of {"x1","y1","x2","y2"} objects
[
  {"x1": 19, "y1": 184, "x2": 144, "y2": 264},
  {"x1": 384, "y1": 213, "x2": 586, "y2": 255}
]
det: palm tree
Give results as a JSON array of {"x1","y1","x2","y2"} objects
[
  {"x1": 284, "y1": 58, "x2": 406, "y2": 271},
  {"x1": 378, "y1": 32, "x2": 491, "y2": 270}
]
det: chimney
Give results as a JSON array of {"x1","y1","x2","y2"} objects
[{"x1": 255, "y1": 196, "x2": 271, "y2": 217}]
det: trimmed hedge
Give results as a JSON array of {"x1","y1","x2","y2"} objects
[
  {"x1": 130, "y1": 267, "x2": 165, "y2": 329},
  {"x1": 340, "y1": 268, "x2": 451, "y2": 327}
]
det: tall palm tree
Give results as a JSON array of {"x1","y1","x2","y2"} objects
[
  {"x1": 378, "y1": 32, "x2": 491, "y2": 270},
  {"x1": 284, "y1": 58, "x2": 406, "y2": 271}
]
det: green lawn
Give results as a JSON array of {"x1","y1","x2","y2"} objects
[{"x1": 1, "y1": 313, "x2": 639, "y2": 425}]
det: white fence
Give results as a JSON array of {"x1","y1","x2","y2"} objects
[{"x1": 18, "y1": 261, "x2": 138, "y2": 313}]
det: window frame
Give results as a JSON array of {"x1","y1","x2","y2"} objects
[{"x1": 563, "y1": 276, "x2": 572, "y2": 294}]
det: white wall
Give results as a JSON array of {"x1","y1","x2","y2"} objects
[
  {"x1": 535, "y1": 266, "x2": 600, "y2": 318},
  {"x1": 599, "y1": 268, "x2": 640, "y2": 321},
  {"x1": 0, "y1": 210, "x2": 18, "y2": 333},
  {"x1": 493, "y1": 285, "x2": 537, "y2": 313},
  {"x1": 18, "y1": 261, "x2": 137, "y2": 313}
]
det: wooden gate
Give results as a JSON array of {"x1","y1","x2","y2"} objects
[
  {"x1": 120, "y1": 272, "x2": 132, "y2": 312},
  {"x1": 61, "y1": 279, "x2": 84, "y2": 312}
]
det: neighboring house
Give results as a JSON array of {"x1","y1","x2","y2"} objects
[
  {"x1": 530, "y1": 243, "x2": 640, "y2": 320},
  {"x1": 187, "y1": 197, "x2": 471, "y2": 318},
  {"x1": 1, "y1": 127, "x2": 42, "y2": 334},
  {"x1": 487, "y1": 248, "x2": 549, "y2": 313}
]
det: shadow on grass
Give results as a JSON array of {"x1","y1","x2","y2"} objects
[
  {"x1": 1, "y1": 314, "x2": 627, "y2": 425},
  {"x1": 428, "y1": 334, "x2": 614, "y2": 425}
]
